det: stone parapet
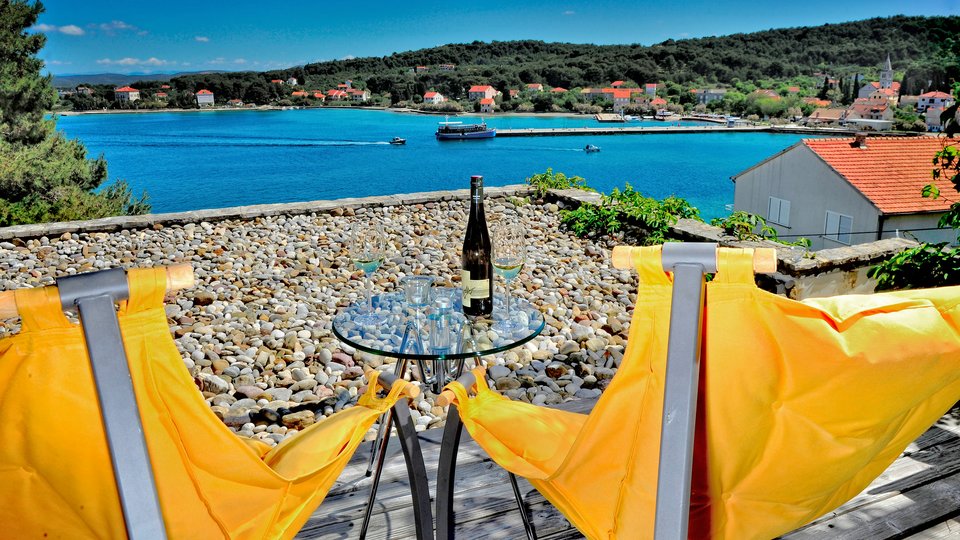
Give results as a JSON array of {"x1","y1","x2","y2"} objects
[{"x1": 0, "y1": 185, "x2": 535, "y2": 241}]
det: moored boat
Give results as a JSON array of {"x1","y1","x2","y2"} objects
[{"x1": 435, "y1": 118, "x2": 496, "y2": 140}]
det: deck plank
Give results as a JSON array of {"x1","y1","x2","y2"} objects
[{"x1": 298, "y1": 400, "x2": 960, "y2": 539}]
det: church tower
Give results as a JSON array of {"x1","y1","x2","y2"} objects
[{"x1": 880, "y1": 54, "x2": 893, "y2": 89}]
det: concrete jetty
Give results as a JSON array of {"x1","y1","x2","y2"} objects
[{"x1": 495, "y1": 125, "x2": 928, "y2": 137}]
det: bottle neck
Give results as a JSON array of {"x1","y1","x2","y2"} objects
[{"x1": 469, "y1": 182, "x2": 484, "y2": 220}]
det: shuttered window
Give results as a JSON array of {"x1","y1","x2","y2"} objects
[
  {"x1": 824, "y1": 211, "x2": 853, "y2": 245},
  {"x1": 767, "y1": 197, "x2": 791, "y2": 227}
]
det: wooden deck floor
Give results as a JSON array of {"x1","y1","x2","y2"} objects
[{"x1": 295, "y1": 401, "x2": 960, "y2": 540}]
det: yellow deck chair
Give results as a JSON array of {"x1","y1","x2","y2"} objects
[
  {"x1": 0, "y1": 266, "x2": 426, "y2": 539},
  {"x1": 437, "y1": 244, "x2": 960, "y2": 540}
]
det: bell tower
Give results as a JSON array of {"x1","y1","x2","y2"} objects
[{"x1": 880, "y1": 54, "x2": 893, "y2": 89}]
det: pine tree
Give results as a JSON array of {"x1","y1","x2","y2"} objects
[
  {"x1": 817, "y1": 76, "x2": 830, "y2": 100},
  {"x1": 0, "y1": 0, "x2": 149, "y2": 226}
]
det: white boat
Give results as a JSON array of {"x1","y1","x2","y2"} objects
[{"x1": 584, "y1": 144, "x2": 601, "y2": 153}]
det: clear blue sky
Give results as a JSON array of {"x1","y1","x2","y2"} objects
[{"x1": 36, "y1": 0, "x2": 960, "y2": 75}]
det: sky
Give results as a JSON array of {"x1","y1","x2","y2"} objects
[{"x1": 35, "y1": 0, "x2": 960, "y2": 75}]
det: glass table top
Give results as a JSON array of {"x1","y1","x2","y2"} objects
[{"x1": 332, "y1": 288, "x2": 545, "y2": 361}]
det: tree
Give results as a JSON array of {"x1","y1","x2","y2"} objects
[{"x1": 0, "y1": 0, "x2": 149, "y2": 226}]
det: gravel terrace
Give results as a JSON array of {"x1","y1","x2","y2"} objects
[{"x1": 0, "y1": 197, "x2": 636, "y2": 446}]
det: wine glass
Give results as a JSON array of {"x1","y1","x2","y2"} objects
[
  {"x1": 402, "y1": 275, "x2": 434, "y2": 331},
  {"x1": 350, "y1": 221, "x2": 386, "y2": 325},
  {"x1": 492, "y1": 222, "x2": 526, "y2": 333}
]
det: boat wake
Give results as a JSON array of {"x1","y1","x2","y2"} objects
[{"x1": 131, "y1": 138, "x2": 392, "y2": 148}]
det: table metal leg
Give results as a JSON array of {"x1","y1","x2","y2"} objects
[
  {"x1": 366, "y1": 359, "x2": 407, "y2": 476},
  {"x1": 508, "y1": 472, "x2": 537, "y2": 540},
  {"x1": 435, "y1": 405, "x2": 463, "y2": 540},
  {"x1": 392, "y1": 399, "x2": 433, "y2": 540}
]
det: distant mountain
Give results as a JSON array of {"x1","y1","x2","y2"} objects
[{"x1": 52, "y1": 71, "x2": 228, "y2": 88}]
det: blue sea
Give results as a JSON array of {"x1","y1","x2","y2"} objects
[{"x1": 56, "y1": 109, "x2": 806, "y2": 220}]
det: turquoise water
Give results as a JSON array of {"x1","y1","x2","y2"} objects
[{"x1": 55, "y1": 109, "x2": 806, "y2": 220}]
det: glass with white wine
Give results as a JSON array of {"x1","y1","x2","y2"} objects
[
  {"x1": 349, "y1": 221, "x2": 387, "y2": 325},
  {"x1": 492, "y1": 222, "x2": 526, "y2": 333}
]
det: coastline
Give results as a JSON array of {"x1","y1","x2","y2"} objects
[{"x1": 57, "y1": 104, "x2": 589, "y2": 119}]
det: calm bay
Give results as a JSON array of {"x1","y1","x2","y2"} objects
[{"x1": 56, "y1": 108, "x2": 806, "y2": 220}]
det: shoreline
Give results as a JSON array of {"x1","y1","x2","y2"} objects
[{"x1": 57, "y1": 105, "x2": 591, "y2": 119}]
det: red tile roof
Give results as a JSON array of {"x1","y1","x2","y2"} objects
[
  {"x1": 611, "y1": 80, "x2": 624, "y2": 87},
  {"x1": 468, "y1": 85, "x2": 494, "y2": 93},
  {"x1": 920, "y1": 91, "x2": 953, "y2": 99},
  {"x1": 651, "y1": 97, "x2": 667, "y2": 106},
  {"x1": 153, "y1": 92, "x2": 167, "y2": 97},
  {"x1": 160, "y1": 84, "x2": 170, "y2": 89},
  {"x1": 291, "y1": 91, "x2": 308, "y2": 97},
  {"x1": 115, "y1": 86, "x2": 138, "y2": 92},
  {"x1": 526, "y1": 83, "x2": 543, "y2": 90},
  {"x1": 612, "y1": 89, "x2": 632, "y2": 99},
  {"x1": 479, "y1": 97, "x2": 494, "y2": 104},
  {"x1": 804, "y1": 137, "x2": 959, "y2": 214},
  {"x1": 424, "y1": 91, "x2": 439, "y2": 98},
  {"x1": 271, "y1": 79, "x2": 283, "y2": 83},
  {"x1": 645, "y1": 83, "x2": 657, "y2": 89},
  {"x1": 197, "y1": 89, "x2": 213, "y2": 95},
  {"x1": 551, "y1": 87, "x2": 567, "y2": 93}
]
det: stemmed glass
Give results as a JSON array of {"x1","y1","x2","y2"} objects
[
  {"x1": 492, "y1": 222, "x2": 526, "y2": 333},
  {"x1": 349, "y1": 221, "x2": 386, "y2": 325}
]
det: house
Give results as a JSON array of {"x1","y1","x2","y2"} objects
[
  {"x1": 76, "y1": 86, "x2": 93, "y2": 96},
  {"x1": 415, "y1": 66, "x2": 429, "y2": 73},
  {"x1": 580, "y1": 88, "x2": 604, "y2": 100},
  {"x1": 114, "y1": 86, "x2": 140, "y2": 103},
  {"x1": 612, "y1": 89, "x2": 632, "y2": 112},
  {"x1": 551, "y1": 87, "x2": 568, "y2": 93},
  {"x1": 196, "y1": 89, "x2": 214, "y2": 107},
  {"x1": 438, "y1": 63, "x2": 456, "y2": 71},
  {"x1": 926, "y1": 107, "x2": 945, "y2": 132},
  {"x1": 805, "y1": 108, "x2": 846, "y2": 125},
  {"x1": 479, "y1": 97, "x2": 495, "y2": 113},
  {"x1": 611, "y1": 80, "x2": 624, "y2": 88},
  {"x1": 291, "y1": 90, "x2": 309, "y2": 97},
  {"x1": 844, "y1": 98, "x2": 894, "y2": 129},
  {"x1": 227, "y1": 98, "x2": 243, "y2": 107},
  {"x1": 650, "y1": 97, "x2": 667, "y2": 107},
  {"x1": 153, "y1": 92, "x2": 168, "y2": 99},
  {"x1": 312, "y1": 92, "x2": 326, "y2": 101},
  {"x1": 644, "y1": 83, "x2": 658, "y2": 96},
  {"x1": 732, "y1": 136, "x2": 958, "y2": 250},
  {"x1": 918, "y1": 91, "x2": 955, "y2": 113},
  {"x1": 423, "y1": 91, "x2": 445, "y2": 104},
  {"x1": 803, "y1": 97, "x2": 832, "y2": 107},
  {"x1": 695, "y1": 89, "x2": 726, "y2": 104},
  {"x1": 326, "y1": 89, "x2": 347, "y2": 101},
  {"x1": 787, "y1": 86, "x2": 800, "y2": 94},
  {"x1": 271, "y1": 79, "x2": 284, "y2": 84},
  {"x1": 753, "y1": 89, "x2": 781, "y2": 100},
  {"x1": 348, "y1": 88, "x2": 370, "y2": 102},
  {"x1": 468, "y1": 85, "x2": 497, "y2": 101},
  {"x1": 526, "y1": 83, "x2": 544, "y2": 92},
  {"x1": 286, "y1": 77, "x2": 298, "y2": 86},
  {"x1": 866, "y1": 87, "x2": 900, "y2": 107}
]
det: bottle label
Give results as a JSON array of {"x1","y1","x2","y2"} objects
[{"x1": 461, "y1": 269, "x2": 490, "y2": 308}]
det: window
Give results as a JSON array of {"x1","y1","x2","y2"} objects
[
  {"x1": 767, "y1": 197, "x2": 791, "y2": 227},
  {"x1": 824, "y1": 211, "x2": 853, "y2": 245}
]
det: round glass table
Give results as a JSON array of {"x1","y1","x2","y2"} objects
[
  {"x1": 332, "y1": 287, "x2": 545, "y2": 393},
  {"x1": 331, "y1": 287, "x2": 544, "y2": 540}
]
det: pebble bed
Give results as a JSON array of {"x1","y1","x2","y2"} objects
[{"x1": 0, "y1": 197, "x2": 638, "y2": 446}]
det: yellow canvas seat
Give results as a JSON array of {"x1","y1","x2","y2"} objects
[
  {"x1": 444, "y1": 246, "x2": 960, "y2": 539},
  {"x1": 0, "y1": 267, "x2": 412, "y2": 539}
]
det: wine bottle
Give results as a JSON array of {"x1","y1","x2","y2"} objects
[{"x1": 461, "y1": 175, "x2": 493, "y2": 317}]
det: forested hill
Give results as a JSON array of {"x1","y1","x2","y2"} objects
[{"x1": 290, "y1": 15, "x2": 957, "y2": 97}]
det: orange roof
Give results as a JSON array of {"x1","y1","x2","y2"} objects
[
  {"x1": 612, "y1": 89, "x2": 632, "y2": 99},
  {"x1": 804, "y1": 137, "x2": 959, "y2": 214},
  {"x1": 197, "y1": 89, "x2": 213, "y2": 95},
  {"x1": 787, "y1": 86, "x2": 800, "y2": 92},
  {"x1": 551, "y1": 87, "x2": 567, "y2": 93},
  {"x1": 645, "y1": 83, "x2": 657, "y2": 88},
  {"x1": 479, "y1": 97, "x2": 494, "y2": 105},
  {"x1": 424, "y1": 91, "x2": 439, "y2": 98},
  {"x1": 611, "y1": 80, "x2": 624, "y2": 87},
  {"x1": 153, "y1": 92, "x2": 167, "y2": 97},
  {"x1": 527, "y1": 83, "x2": 543, "y2": 89},
  {"x1": 160, "y1": 84, "x2": 170, "y2": 89},
  {"x1": 271, "y1": 79, "x2": 283, "y2": 83},
  {"x1": 920, "y1": 91, "x2": 953, "y2": 99},
  {"x1": 650, "y1": 97, "x2": 667, "y2": 105},
  {"x1": 469, "y1": 85, "x2": 494, "y2": 92},
  {"x1": 291, "y1": 90, "x2": 308, "y2": 96},
  {"x1": 115, "y1": 86, "x2": 138, "y2": 92},
  {"x1": 313, "y1": 92, "x2": 325, "y2": 98}
]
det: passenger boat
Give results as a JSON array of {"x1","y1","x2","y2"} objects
[
  {"x1": 435, "y1": 118, "x2": 496, "y2": 140},
  {"x1": 654, "y1": 109, "x2": 681, "y2": 122},
  {"x1": 389, "y1": 137, "x2": 406, "y2": 145}
]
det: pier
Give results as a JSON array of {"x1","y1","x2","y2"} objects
[{"x1": 495, "y1": 125, "x2": 930, "y2": 137}]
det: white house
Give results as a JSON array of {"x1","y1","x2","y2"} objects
[
  {"x1": 858, "y1": 54, "x2": 900, "y2": 99},
  {"x1": 468, "y1": 85, "x2": 497, "y2": 101},
  {"x1": 423, "y1": 91, "x2": 445, "y2": 104},
  {"x1": 196, "y1": 89, "x2": 214, "y2": 107},
  {"x1": 612, "y1": 89, "x2": 631, "y2": 112},
  {"x1": 114, "y1": 86, "x2": 140, "y2": 103},
  {"x1": 286, "y1": 77, "x2": 298, "y2": 86},
  {"x1": 479, "y1": 97, "x2": 495, "y2": 113},
  {"x1": 526, "y1": 83, "x2": 544, "y2": 92},
  {"x1": 732, "y1": 136, "x2": 957, "y2": 250},
  {"x1": 348, "y1": 88, "x2": 369, "y2": 102},
  {"x1": 918, "y1": 91, "x2": 955, "y2": 113}
]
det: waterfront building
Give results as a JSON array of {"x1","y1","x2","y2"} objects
[
  {"x1": 312, "y1": 92, "x2": 325, "y2": 101},
  {"x1": 650, "y1": 97, "x2": 667, "y2": 107},
  {"x1": 917, "y1": 91, "x2": 955, "y2": 113},
  {"x1": 845, "y1": 98, "x2": 894, "y2": 127},
  {"x1": 479, "y1": 97, "x2": 495, "y2": 113},
  {"x1": 196, "y1": 89, "x2": 214, "y2": 107},
  {"x1": 423, "y1": 91, "x2": 445, "y2": 104},
  {"x1": 227, "y1": 99, "x2": 243, "y2": 107},
  {"x1": 695, "y1": 88, "x2": 727, "y2": 104},
  {"x1": 348, "y1": 89, "x2": 370, "y2": 102},
  {"x1": 644, "y1": 83, "x2": 658, "y2": 96},
  {"x1": 805, "y1": 108, "x2": 846, "y2": 125},
  {"x1": 114, "y1": 86, "x2": 140, "y2": 103},
  {"x1": 468, "y1": 85, "x2": 497, "y2": 101},
  {"x1": 612, "y1": 89, "x2": 632, "y2": 112},
  {"x1": 733, "y1": 136, "x2": 956, "y2": 250}
]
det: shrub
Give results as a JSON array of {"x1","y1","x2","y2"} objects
[{"x1": 525, "y1": 168, "x2": 592, "y2": 197}]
